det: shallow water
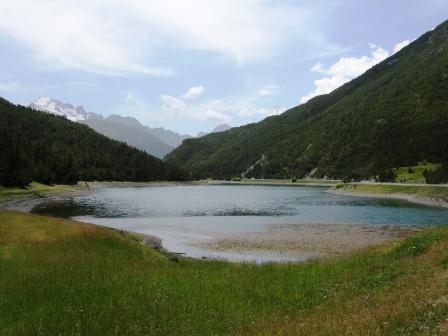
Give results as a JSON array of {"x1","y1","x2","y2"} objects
[{"x1": 33, "y1": 185, "x2": 448, "y2": 262}]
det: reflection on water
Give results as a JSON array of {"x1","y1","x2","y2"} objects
[{"x1": 33, "y1": 184, "x2": 448, "y2": 226}]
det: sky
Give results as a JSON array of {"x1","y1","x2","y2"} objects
[{"x1": 0, "y1": 0, "x2": 447, "y2": 135}]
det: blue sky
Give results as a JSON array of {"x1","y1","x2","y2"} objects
[{"x1": 0, "y1": 0, "x2": 447, "y2": 135}]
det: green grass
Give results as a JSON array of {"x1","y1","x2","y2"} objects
[
  {"x1": 393, "y1": 162, "x2": 441, "y2": 183},
  {"x1": 337, "y1": 183, "x2": 448, "y2": 202},
  {"x1": 0, "y1": 182, "x2": 86, "y2": 203},
  {"x1": 1, "y1": 210, "x2": 448, "y2": 334}
]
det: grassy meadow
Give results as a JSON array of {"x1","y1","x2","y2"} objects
[
  {"x1": 0, "y1": 182, "x2": 85, "y2": 203},
  {"x1": 393, "y1": 162, "x2": 441, "y2": 184},
  {"x1": 1, "y1": 209, "x2": 448, "y2": 335}
]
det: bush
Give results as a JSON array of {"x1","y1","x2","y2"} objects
[{"x1": 424, "y1": 164, "x2": 448, "y2": 184}]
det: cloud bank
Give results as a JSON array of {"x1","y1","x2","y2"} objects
[
  {"x1": 300, "y1": 40, "x2": 413, "y2": 104},
  {"x1": 121, "y1": 90, "x2": 285, "y2": 129},
  {"x1": 0, "y1": 0, "x2": 313, "y2": 76}
]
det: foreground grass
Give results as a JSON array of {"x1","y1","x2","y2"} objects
[
  {"x1": 337, "y1": 183, "x2": 448, "y2": 202},
  {"x1": 0, "y1": 182, "x2": 85, "y2": 203},
  {"x1": 1, "y1": 210, "x2": 448, "y2": 335}
]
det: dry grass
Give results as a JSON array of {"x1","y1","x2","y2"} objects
[
  {"x1": 0, "y1": 211, "x2": 110, "y2": 246},
  {"x1": 237, "y1": 234, "x2": 448, "y2": 335}
]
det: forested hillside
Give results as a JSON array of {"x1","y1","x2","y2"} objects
[
  {"x1": 0, "y1": 98, "x2": 186, "y2": 186},
  {"x1": 167, "y1": 20, "x2": 448, "y2": 182}
]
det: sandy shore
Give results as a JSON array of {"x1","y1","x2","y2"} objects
[
  {"x1": 0, "y1": 182, "x2": 429, "y2": 262},
  {"x1": 329, "y1": 188, "x2": 448, "y2": 208},
  {"x1": 199, "y1": 223, "x2": 421, "y2": 260}
]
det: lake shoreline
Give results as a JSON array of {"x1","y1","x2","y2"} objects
[
  {"x1": 1, "y1": 181, "x2": 442, "y2": 262},
  {"x1": 3, "y1": 180, "x2": 446, "y2": 215},
  {"x1": 0, "y1": 185, "x2": 93, "y2": 213},
  {"x1": 0, "y1": 180, "x2": 207, "y2": 213},
  {"x1": 207, "y1": 178, "x2": 340, "y2": 187},
  {"x1": 329, "y1": 186, "x2": 448, "y2": 209},
  {"x1": 199, "y1": 223, "x2": 422, "y2": 260}
]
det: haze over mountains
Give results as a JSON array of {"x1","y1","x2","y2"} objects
[
  {"x1": 0, "y1": 98, "x2": 186, "y2": 186},
  {"x1": 167, "y1": 20, "x2": 448, "y2": 182},
  {"x1": 29, "y1": 97, "x2": 231, "y2": 158},
  {"x1": 29, "y1": 97, "x2": 183, "y2": 158}
]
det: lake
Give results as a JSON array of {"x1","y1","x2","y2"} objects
[{"x1": 32, "y1": 184, "x2": 448, "y2": 262}]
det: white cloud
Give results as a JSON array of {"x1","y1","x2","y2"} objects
[
  {"x1": 158, "y1": 95, "x2": 231, "y2": 123},
  {"x1": 120, "y1": 89, "x2": 286, "y2": 129},
  {"x1": 182, "y1": 86, "x2": 205, "y2": 99},
  {"x1": 0, "y1": 1, "x2": 172, "y2": 76},
  {"x1": 300, "y1": 43, "x2": 390, "y2": 104},
  {"x1": 0, "y1": 0, "x2": 315, "y2": 75},
  {"x1": 310, "y1": 63, "x2": 325, "y2": 73},
  {"x1": 129, "y1": 0, "x2": 309, "y2": 63},
  {"x1": 258, "y1": 85, "x2": 279, "y2": 97},
  {"x1": 300, "y1": 38, "x2": 418, "y2": 104},
  {"x1": 200, "y1": 109, "x2": 229, "y2": 123},
  {"x1": 393, "y1": 39, "x2": 412, "y2": 53},
  {"x1": 161, "y1": 95, "x2": 187, "y2": 110}
]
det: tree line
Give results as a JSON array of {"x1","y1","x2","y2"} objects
[{"x1": 0, "y1": 98, "x2": 187, "y2": 187}]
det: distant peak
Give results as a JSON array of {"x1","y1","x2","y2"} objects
[
  {"x1": 106, "y1": 114, "x2": 142, "y2": 128},
  {"x1": 34, "y1": 96, "x2": 52, "y2": 105},
  {"x1": 196, "y1": 124, "x2": 231, "y2": 138},
  {"x1": 29, "y1": 97, "x2": 102, "y2": 122},
  {"x1": 211, "y1": 123, "x2": 231, "y2": 133}
]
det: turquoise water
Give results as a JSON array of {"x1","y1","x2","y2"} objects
[
  {"x1": 32, "y1": 185, "x2": 448, "y2": 262},
  {"x1": 33, "y1": 184, "x2": 448, "y2": 226}
]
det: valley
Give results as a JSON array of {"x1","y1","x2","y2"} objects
[{"x1": 1, "y1": 7, "x2": 448, "y2": 335}]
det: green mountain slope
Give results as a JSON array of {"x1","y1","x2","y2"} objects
[
  {"x1": 0, "y1": 99, "x2": 186, "y2": 186},
  {"x1": 167, "y1": 20, "x2": 448, "y2": 181}
]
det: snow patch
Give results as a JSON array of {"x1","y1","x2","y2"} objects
[{"x1": 29, "y1": 97, "x2": 102, "y2": 122}]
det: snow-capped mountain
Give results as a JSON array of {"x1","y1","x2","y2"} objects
[
  {"x1": 29, "y1": 97, "x2": 102, "y2": 122},
  {"x1": 28, "y1": 97, "x2": 176, "y2": 158},
  {"x1": 27, "y1": 96, "x2": 204, "y2": 158}
]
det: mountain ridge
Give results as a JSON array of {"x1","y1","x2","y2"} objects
[
  {"x1": 80, "y1": 117, "x2": 174, "y2": 159},
  {"x1": 0, "y1": 98, "x2": 186, "y2": 186},
  {"x1": 166, "y1": 20, "x2": 448, "y2": 181},
  {"x1": 29, "y1": 97, "x2": 233, "y2": 158},
  {"x1": 29, "y1": 96, "x2": 103, "y2": 121},
  {"x1": 29, "y1": 97, "x2": 186, "y2": 158}
]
